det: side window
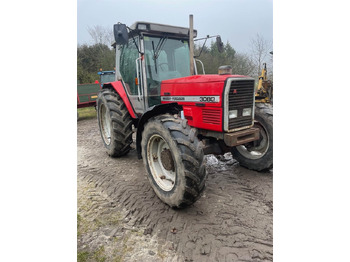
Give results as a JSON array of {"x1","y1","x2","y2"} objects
[{"x1": 120, "y1": 38, "x2": 139, "y2": 95}]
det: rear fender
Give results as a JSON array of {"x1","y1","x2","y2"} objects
[
  {"x1": 136, "y1": 103, "x2": 182, "y2": 159},
  {"x1": 102, "y1": 81, "x2": 137, "y2": 119}
]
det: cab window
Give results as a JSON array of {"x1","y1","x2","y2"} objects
[
  {"x1": 119, "y1": 38, "x2": 139, "y2": 95},
  {"x1": 144, "y1": 36, "x2": 191, "y2": 106}
]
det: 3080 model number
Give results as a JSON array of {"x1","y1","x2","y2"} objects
[
  {"x1": 161, "y1": 96, "x2": 220, "y2": 103},
  {"x1": 199, "y1": 97, "x2": 217, "y2": 102}
]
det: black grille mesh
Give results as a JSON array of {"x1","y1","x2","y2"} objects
[{"x1": 228, "y1": 80, "x2": 254, "y2": 130}]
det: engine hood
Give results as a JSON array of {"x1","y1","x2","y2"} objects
[
  {"x1": 160, "y1": 74, "x2": 250, "y2": 101},
  {"x1": 161, "y1": 74, "x2": 249, "y2": 85}
]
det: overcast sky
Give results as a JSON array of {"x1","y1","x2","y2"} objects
[{"x1": 77, "y1": 0, "x2": 272, "y2": 54}]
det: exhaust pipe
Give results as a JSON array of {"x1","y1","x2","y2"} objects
[{"x1": 189, "y1": 14, "x2": 195, "y2": 75}]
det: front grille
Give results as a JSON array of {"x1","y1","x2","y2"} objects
[
  {"x1": 202, "y1": 109, "x2": 221, "y2": 125},
  {"x1": 228, "y1": 79, "x2": 255, "y2": 130}
]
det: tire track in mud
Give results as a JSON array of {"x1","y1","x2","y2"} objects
[
  {"x1": 77, "y1": 175, "x2": 180, "y2": 262},
  {"x1": 78, "y1": 118, "x2": 273, "y2": 261}
]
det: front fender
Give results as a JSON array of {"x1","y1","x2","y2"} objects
[{"x1": 102, "y1": 81, "x2": 137, "y2": 119}]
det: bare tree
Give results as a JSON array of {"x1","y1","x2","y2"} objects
[
  {"x1": 250, "y1": 33, "x2": 272, "y2": 76},
  {"x1": 87, "y1": 25, "x2": 114, "y2": 46},
  {"x1": 231, "y1": 53, "x2": 256, "y2": 76}
]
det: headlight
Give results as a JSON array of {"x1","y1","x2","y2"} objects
[
  {"x1": 242, "y1": 108, "x2": 252, "y2": 116},
  {"x1": 229, "y1": 110, "x2": 238, "y2": 119}
]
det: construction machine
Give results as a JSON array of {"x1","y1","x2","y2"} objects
[
  {"x1": 255, "y1": 62, "x2": 273, "y2": 104},
  {"x1": 96, "y1": 15, "x2": 273, "y2": 208}
]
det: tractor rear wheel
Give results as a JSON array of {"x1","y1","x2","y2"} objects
[
  {"x1": 141, "y1": 114, "x2": 206, "y2": 208},
  {"x1": 97, "y1": 88, "x2": 133, "y2": 157},
  {"x1": 231, "y1": 103, "x2": 273, "y2": 171}
]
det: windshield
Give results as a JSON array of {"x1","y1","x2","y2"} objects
[{"x1": 144, "y1": 36, "x2": 190, "y2": 106}]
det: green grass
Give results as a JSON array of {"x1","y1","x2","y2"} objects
[
  {"x1": 77, "y1": 246, "x2": 107, "y2": 262},
  {"x1": 77, "y1": 251, "x2": 90, "y2": 262},
  {"x1": 93, "y1": 246, "x2": 107, "y2": 262},
  {"x1": 77, "y1": 107, "x2": 97, "y2": 120}
]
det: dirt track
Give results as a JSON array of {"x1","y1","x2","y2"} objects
[{"x1": 77, "y1": 117, "x2": 273, "y2": 262}]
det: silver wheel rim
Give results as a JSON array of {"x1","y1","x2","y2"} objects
[
  {"x1": 147, "y1": 134, "x2": 176, "y2": 191},
  {"x1": 236, "y1": 121, "x2": 269, "y2": 160},
  {"x1": 99, "y1": 104, "x2": 111, "y2": 146}
]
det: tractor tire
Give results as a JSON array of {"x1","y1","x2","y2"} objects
[
  {"x1": 231, "y1": 103, "x2": 273, "y2": 171},
  {"x1": 141, "y1": 114, "x2": 206, "y2": 208},
  {"x1": 97, "y1": 88, "x2": 133, "y2": 157}
]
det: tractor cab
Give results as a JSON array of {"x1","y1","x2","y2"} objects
[{"x1": 113, "y1": 22, "x2": 197, "y2": 113}]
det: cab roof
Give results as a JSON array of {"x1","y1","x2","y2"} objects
[
  {"x1": 111, "y1": 21, "x2": 197, "y2": 48},
  {"x1": 129, "y1": 21, "x2": 197, "y2": 38}
]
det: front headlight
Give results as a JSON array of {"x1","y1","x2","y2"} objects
[
  {"x1": 242, "y1": 108, "x2": 252, "y2": 116},
  {"x1": 229, "y1": 110, "x2": 238, "y2": 119}
]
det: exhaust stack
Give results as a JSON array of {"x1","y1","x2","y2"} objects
[{"x1": 189, "y1": 14, "x2": 194, "y2": 75}]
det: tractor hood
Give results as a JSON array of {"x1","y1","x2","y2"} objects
[
  {"x1": 160, "y1": 74, "x2": 254, "y2": 133},
  {"x1": 160, "y1": 74, "x2": 249, "y2": 107},
  {"x1": 161, "y1": 74, "x2": 248, "y2": 85}
]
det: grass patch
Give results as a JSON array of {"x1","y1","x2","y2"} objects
[
  {"x1": 78, "y1": 107, "x2": 97, "y2": 120},
  {"x1": 93, "y1": 246, "x2": 107, "y2": 262},
  {"x1": 77, "y1": 251, "x2": 90, "y2": 262},
  {"x1": 77, "y1": 214, "x2": 82, "y2": 236},
  {"x1": 77, "y1": 246, "x2": 106, "y2": 262}
]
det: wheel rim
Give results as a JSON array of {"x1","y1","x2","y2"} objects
[
  {"x1": 99, "y1": 103, "x2": 111, "y2": 146},
  {"x1": 147, "y1": 134, "x2": 176, "y2": 191},
  {"x1": 236, "y1": 121, "x2": 269, "y2": 160}
]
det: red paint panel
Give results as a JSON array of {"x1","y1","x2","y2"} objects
[
  {"x1": 104, "y1": 81, "x2": 137, "y2": 119},
  {"x1": 161, "y1": 76, "x2": 226, "y2": 108},
  {"x1": 182, "y1": 105, "x2": 223, "y2": 132},
  {"x1": 161, "y1": 74, "x2": 247, "y2": 85},
  {"x1": 160, "y1": 75, "x2": 241, "y2": 132}
]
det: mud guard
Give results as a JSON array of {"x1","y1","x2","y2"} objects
[
  {"x1": 102, "y1": 81, "x2": 137, "y2": 119},
  {"x1": 136, "y1": 103, "x2": 182, "y2": 159}
]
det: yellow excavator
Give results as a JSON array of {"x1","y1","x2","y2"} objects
[{"x1": 255, "y1": 62, "x2": 273, "y2": 104}]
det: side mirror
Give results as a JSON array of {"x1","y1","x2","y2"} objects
[
  {"x1": 216, "y1": 36, "x2": 224, "y2": 53},
  {"x1": 113, "y1": 23, "x2": 128, "y2": 45}
]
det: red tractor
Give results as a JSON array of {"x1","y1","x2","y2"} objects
[{"x1": 97, "y1": 17, "x2": 272, "y2": 208}]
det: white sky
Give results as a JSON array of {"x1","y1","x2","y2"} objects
[{"x1": 77, "y1": 0, "x2": 273, "y2": 54}]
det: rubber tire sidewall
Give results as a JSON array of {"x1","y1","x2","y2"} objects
[
  {"x1": 97, "y1": 89, "x2": 132, "y2": 157},
  {"x1": 141, "y1": 118, "x2": 188, "y2": 207}
]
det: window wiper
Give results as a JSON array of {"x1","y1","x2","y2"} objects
[
  {"x1": 154, "y1": 37, "x2": 167, "y2": 60},
  {"x1": 152, "y1": 40, "x2": 158, "y2": 73},
  {"x1": 152, "y1": 37, "x2": 167, "y2": 73}
]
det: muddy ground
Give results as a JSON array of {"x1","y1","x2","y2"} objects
[{"x1": 77, "y1": 117, "x2": 273, "y2": 262}]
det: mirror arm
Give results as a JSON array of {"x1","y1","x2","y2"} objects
[
  {"x1": 194, "y1": 35, "x2": 222, "y2": 57},
  {"x1": 194, "y1": 37, "x2": 208, "y2": 58},
  {"x1": 194, "y1": 35, "x2": 220, "y2": 42}
]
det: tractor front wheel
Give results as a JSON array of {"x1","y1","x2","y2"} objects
[
  {"x1": 231, "y1": 103, "x2": 273, "y2": 171},
  {"x1": 141, "y1": 114, "x2": 206, "y2": 208}
]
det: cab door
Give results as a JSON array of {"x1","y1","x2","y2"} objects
[{"x1": 119, "y1": 37, "x2": 145, "y2": 114}]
